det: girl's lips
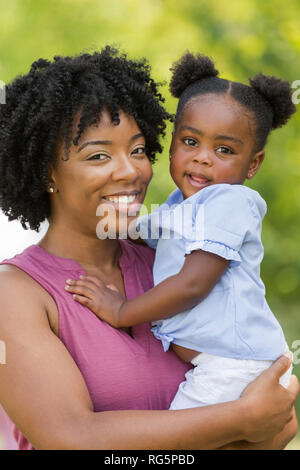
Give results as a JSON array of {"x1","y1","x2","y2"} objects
[{"x1": 187, "y1": 174, "x2": 211, "y2": 188}]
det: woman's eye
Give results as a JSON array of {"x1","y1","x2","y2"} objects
[
  {"x1": 87, "y1": 153, "x2": 109, "y2": 161},
  {"x1": 132, "y1": 147, "x2": 146, "y2": 157},
  {"x1": 183, "y1": 138, "x2": 198, "y2": 147},
  {"x1": 216, "y1": 146, "x2": 234, "y2": 155}
]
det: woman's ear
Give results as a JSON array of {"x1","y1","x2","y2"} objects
[
  {"x1": 47, "y1": 165, "x2": 58, "y2": 193},
  {"x1": 246, "y1": 150, "x2": 265, "y2": 179}
]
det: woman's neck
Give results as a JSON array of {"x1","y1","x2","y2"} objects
[{"x1": 39, "y1": 224, "x2": 122, "y2": 272}]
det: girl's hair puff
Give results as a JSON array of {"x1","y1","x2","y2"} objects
[{"x1": 170, "y1": 51, "x2": 296, "y2": 151}]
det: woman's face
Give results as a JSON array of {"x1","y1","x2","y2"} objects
[{"x1": 50, "y1": 110, "x2": 153, "y2": 238}]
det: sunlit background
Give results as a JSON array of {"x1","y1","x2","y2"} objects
[{"x1": 0, "y1": 0, "x2": 299, "y2": 450}]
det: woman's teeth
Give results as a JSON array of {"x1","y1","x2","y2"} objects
[{"x1": 104, "y1": 195, "x2": 136, "y2": 204}]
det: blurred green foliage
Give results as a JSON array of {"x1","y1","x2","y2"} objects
[{"x1": 0, "y1": 0, "x2": 299, "y2": 440}]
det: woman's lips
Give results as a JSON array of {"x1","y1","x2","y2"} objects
[
  {"x1": 101, "y1": 192, "x2": 142, "y2": 214},
  {"x1": 186, "y1": 174, "x2": 211, "y2": 188}
]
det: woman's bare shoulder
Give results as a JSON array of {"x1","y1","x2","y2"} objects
[
  {"x1": 0, "y1": 262, "x2": 30, "y2": 276},
  {"x1": 0, "y1": 264, "x2": 55, "y2": 326},
  {"x1": 0, "y1": 263, "x2": 44, "y2": 296}
]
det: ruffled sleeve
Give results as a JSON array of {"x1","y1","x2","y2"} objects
[{"x1": 183, "y1": 184, "x2": 257, "y2": 267}]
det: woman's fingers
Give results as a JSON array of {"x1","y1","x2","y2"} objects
[
  {"x1": 287, "y1": 375, "x2": 300, "y2": 403},
  {"x1": 265, "y1": 353, "x2": 293, "y2": 383}
]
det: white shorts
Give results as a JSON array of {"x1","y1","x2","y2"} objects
[{"x1": 169, "y1": 351, "x2": 293, "y2": 410}]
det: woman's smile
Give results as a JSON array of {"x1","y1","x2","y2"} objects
[{"x1": 100, "y1": 190, "x2": 143, "y2": 214}]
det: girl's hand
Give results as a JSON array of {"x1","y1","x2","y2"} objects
[
  {"x1": 239, "y1": 353, "x2": 299, "y2": 443},
  {"x1": 65, "y1": 276, "x2": 125, "y2": 328}
]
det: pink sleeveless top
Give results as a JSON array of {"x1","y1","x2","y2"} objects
[{"x1": 1, "y1": 240, "x2": 190, "y2": 450}]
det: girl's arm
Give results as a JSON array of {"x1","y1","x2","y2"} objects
[
  {"x1": 0, "y1": 266, "x2": 298, "y2": 450},
  {"x1": 66, "y1": 249, "x2": 229, "y2": 328}
]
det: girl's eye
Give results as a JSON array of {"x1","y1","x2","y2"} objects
[
  {"x1": 131, "y1": 146, "x2": 146, "y2": 157},
  {"x1": 87, "y1": 153, "x2": 109, "y2": 161},
  {"x1": 216, "y1": 146, "x2": 234, "y2": 155},
  {"x1": 183, "y1": 138, "x2": 198, "y2": 147}
]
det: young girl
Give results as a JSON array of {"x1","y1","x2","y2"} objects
[{"x1": 65, "y1": 53, "x2": 296, "y2": 409}]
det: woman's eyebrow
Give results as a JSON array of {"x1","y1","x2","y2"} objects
[
  {"x1": 78, "y1": 133, "x2": 144, "y2": 152},
  {"x1": 130, "y1": 133, "x2": 144, "y2": 142},
  {"x1": 78, "y1": 140, "x2": 112, "y2": 152}
]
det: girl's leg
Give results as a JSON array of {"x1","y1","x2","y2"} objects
[{"x1": 169, "y1": 352, "x2": 293, "y2": 411}]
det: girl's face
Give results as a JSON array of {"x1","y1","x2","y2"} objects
[
  {"x1": 170, "y1": 93, "x2": 265, "y2": 199},
  {"x1": 50, "y1": 110, "x2": 153, "y2": 237}
]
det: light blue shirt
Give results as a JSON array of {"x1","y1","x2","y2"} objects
[{"x1": 137, "y1": 184, "x2": 286, "y2": 360}]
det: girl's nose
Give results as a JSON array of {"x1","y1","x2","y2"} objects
[
  {"x1": 111, "y1": 154, "x2": 139, "y2": 182},
  {"x1": 193, "y1": 149, "x2": 212, "y2": 166}
]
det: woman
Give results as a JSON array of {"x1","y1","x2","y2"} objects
[{"x1": 0, "y1": 46, "x2": 298, "y2": 450}]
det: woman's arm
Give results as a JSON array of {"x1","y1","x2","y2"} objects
[
  {"x1": 0, "y1": 267, "x2": 298, "y2": 450},
  {"x1": 65, "y1": 249, "x2": 228, "y2": 328}
]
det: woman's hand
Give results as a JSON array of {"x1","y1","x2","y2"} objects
[
  {"x1": 218, "y1": 407, "x2": 298, "y2": 450},
  {"x1": 65, "y1": 276, "x2": 125, "y2": 328},
  {"x1": 239, "y1": 353, "x2": 299, "y2": 443}
]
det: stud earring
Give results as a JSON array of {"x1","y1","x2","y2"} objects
[{"x1": 48, "y1": 183, "x2": 56, "y2": 193}]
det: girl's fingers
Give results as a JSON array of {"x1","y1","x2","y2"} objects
[
  {"x1": 65, "y1": 282, "x2": 95, "y2": 298},
  {"x1": 72, "y1": 294, "x2": 93, "y2": 307},
  {"x1": 106, "y1": 283, "x2": 120, "y2": 292},
  {"x1": 78, "y1": 275, "x2": 105, "y2": 288}
]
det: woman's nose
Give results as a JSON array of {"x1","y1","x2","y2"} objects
[{"x1": 111, "y1": 154, "x2": 139, "y2": 182}]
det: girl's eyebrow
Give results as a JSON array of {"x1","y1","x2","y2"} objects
[
  {"x1": 179, "y1": 125, "x2": 203, "y2": 136},
  {"x1": 215, "y1": 134, "x2": 244, "y2": 145},
  {"x1": 179, "y1": 126, "x2": 244, "y2": 145},
  {"x1": 78, "y1": 133, "x2": 144, "y2": 152}
]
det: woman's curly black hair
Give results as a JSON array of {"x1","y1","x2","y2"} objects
[
  {"x1": 170, "y1": 52, "x2": 296, "y2": 152},
  {"x1": 0, "y1": 46, "x2": 172, "y2": 231}
]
